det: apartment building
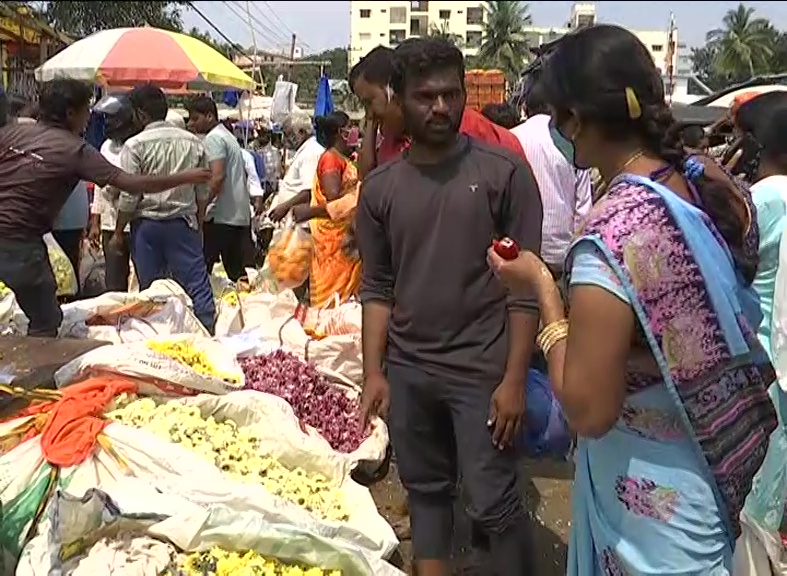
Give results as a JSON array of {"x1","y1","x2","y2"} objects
[
  {"x1": 349, "y1": 1, "x2": 487, "y2": 66},
  {"x1": 349, "y1": 1, "x2": 679, "y2": 81}
]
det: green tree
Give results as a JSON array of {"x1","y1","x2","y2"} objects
[
  {"x1": 428, "y1": 21, "x2": 464, "y2": 48},
  {"x1": 186, "y1": 27, "x2": 237, "y2": 59},
  {"x1": 42, "y1": 1, "x2": 188, "y2": 37},
  {"x1": 772, "y1": 32, "x2": 787, "y2": 74},
  {"x1": 705, "y1": 3, "x2": 774, "y2": 80},
  {"x1": 476, "y1": 0, "x2": 531, "y2": 83},
  {"x1": 690, "y1": 44, "x2": 728, "y2": 91}
]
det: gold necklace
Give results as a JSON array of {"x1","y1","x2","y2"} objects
[{"x1": 594, "y1": 150, "x2": 644, "y2": 202}]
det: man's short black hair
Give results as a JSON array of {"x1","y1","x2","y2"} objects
[
  {"x1": 128, "y1": 83, "x2": 168, "y2": 122},
  {"x1": 481, "y1": 103, "x2": 521, "y2": 129},
  {"x1": 39, "y1": 79, "x2": 93, "y2": 127},
  {"x1": 524, "y1": 78, "x2": 549, "y2": 116},
  {"x1": 390, "y1": 37, "x2": 465, "y2": 96},
  {"x1": 349, "y1": 46, "x2": 395, "y2": 90},
  {"x1": 185, "y1": 95, "x2": 218, "y2": 119}
]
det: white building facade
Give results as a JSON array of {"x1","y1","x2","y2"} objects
[
  {"x1": 349, "y1": 1, "x2": 487, "y2": 66},
  {"x1": 349, "y1": 1, "x2": 678, "y2": 81}
]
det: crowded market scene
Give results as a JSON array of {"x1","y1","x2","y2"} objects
[{"x1": 3, "y1": 0, "x2": 787, "y2": 574}]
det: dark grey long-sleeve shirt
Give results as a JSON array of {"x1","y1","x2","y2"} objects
[{"x1": 356, "y1": 135, "x2": 543, "y2": 384}]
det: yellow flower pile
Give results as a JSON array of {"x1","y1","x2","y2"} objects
[
  {"x1": 106, "y1": 397, "x2": 348, "y2": 522},
  {"x1": 177, "y1": 548, "x2": 342, "y2": 576},
  {"x1": 220, "y1": 290, "x2": 248, "y2": 307},
  {"x1": 48, "y1": 247, "x2": 76, "y2": 296},
  {"x1": 146, "y1": 340, "x2": 239, "y2": 384}
]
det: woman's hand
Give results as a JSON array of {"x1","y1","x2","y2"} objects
[{"x1": 487, "y1": 246, "x2": 552, "y2": 295}]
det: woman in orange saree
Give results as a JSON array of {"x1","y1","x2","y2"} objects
[{"x1": 308, "y1": 112, "x2": 361, "y2": 308}]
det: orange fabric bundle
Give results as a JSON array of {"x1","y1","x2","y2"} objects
[
  {"x1": 730, "y1": 91, "x2": 760, "y2": 118},
  {"x1": 14, "y1": 377, "x2": 137, "y2": 467}
]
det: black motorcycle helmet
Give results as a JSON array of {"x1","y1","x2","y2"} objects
[{"x1": 94, "y1": 94, "x2": 138, "y2": 142}]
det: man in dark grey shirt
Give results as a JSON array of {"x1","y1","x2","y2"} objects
[{"x1": 356, "y1": 38, "x2": 542, "y2": 575}]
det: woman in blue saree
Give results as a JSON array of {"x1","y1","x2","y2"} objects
[{"x1": 489, "y1": 25, "x2": 777, "y2": 575}]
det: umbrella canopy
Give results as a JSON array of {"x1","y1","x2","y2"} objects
[{"x1": 36, "y1": 27, "x2": 254, "y2": 91}]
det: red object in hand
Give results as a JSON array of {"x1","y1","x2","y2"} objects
[{"x1": 493, "y1": 237, "x2": 520, "y2": 260}]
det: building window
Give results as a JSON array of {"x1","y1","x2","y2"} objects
[
  {"x1": 390, "y1": 29, "x2": 407, "y2": 45},
  {"x1": 410, "y1": 18, "x2": 425, "y2": 36},
  {"x1": 576, "y1": 14, "x2": 595, "y2": 28},
  {"x1": 359, "y1": 32, "x2": 371, "y2": 41},
  {"x1": 466, "y1": 6, "x2": 483, "y2": 25},
  {"x1": 390, "y1": 6, "x2": 406, "y2": 24},
  {"x1": 411, "y1": 1, "x2": 428, "y2": 12},
  {"x1": 466, "y1": 30, "x2": 482, "y2": 48},
  {"x1": 360, "y1": 9, "x2": 371, "y2": 18},
  {"x1": 439, "y1": 10, "x2": 451, "y2": 20},
  {"x1": 651, "y1": 44, "x2": 663, "y2": 52}
]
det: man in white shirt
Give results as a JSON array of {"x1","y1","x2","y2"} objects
[
  {"x1": 88, "y1": 94, "x2": 140, "y2": 292},
  {"x1": 240, "y1": 144, "x2": 265, "y2": 200},
  {"x1": 268, "y1": 113, "x2": 324, "y2": 224},
  {"x1": 511, "y1": 81, "x2": 592, "y2": 277}
]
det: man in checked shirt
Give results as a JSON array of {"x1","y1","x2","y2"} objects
[{"x1": 111, "y1": 84, "x2": 215, "y2": 334}]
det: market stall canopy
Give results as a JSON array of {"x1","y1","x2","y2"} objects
[{"x1": 35, "y1": 27, "x2": 254, "y2": 91}]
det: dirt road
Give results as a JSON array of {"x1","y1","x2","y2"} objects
[{"x1": 371, "y1": 458, "x2": 573, "y2": 574}]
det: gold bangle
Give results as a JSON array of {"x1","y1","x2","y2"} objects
[
  {"x1": 537, "y1": 319, "x2": 568, "y2": 352},
  {"x1": 541, "y1": 326, "x2": 568, "y2": 356},
  {"x1": 536, "y1": 319, "x2": 567, "y2": 348}
]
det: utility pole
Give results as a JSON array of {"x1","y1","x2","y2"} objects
[{"x1": 287, "y1": 33, "x2": 296, "y2": 81}]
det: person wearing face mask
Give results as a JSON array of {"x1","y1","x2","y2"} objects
[
  {"x1": 511, "y1": 79, "x2": 591, "y2": 279},
  {"x1": 266, "y1": 113, "x2": 325, "y2": 225},
  {"x1": 487, "y1": 25, "x2": 776, "y2": 574},
  {"x1": 88, "y1": 94, "x2": 141, "y2": 292},
  {"x1": 288, "y1": 111, "x2": 361, "y2": 308}
]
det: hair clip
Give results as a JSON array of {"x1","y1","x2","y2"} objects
[
  {"x1": 683, "y1": 156, "x2": 705, "y2": 181},
  {"x1": 625, "y1": 87, "x2": 641, "y2": 120}
]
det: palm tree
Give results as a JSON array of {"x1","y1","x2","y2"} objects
[
  {"x1": 476, "y1": 0, "x2": 531, "y2": 83},
  {"x1": 428, "y1": 21, "x2": 464, "y2": 48},
  {"x1": 706, "y1": 4, "x2": 774, "y2": 80}
]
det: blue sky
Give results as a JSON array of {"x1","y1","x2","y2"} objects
[{"x1": 183, "y1": 1, "x2": 787, "y2": 54}]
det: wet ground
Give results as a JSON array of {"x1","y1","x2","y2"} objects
[
  {"x1": 370, "y1": 458, "x2": 573, "y2": 575},
  {"x1": 0, "y1": 336, "x2": 109, "y2": 417}
]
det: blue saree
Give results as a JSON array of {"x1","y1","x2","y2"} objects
[{"x1": 564, "y1": 173, "x2": 777, "y2": 575}]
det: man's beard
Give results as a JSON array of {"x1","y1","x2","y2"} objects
[{"x1": 403, "y1": 107, "x2": 462, "y2": 146}]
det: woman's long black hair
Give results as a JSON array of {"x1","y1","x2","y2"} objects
[{"x1": 542, "y1": 24, "x2": 757, "y2": 284}]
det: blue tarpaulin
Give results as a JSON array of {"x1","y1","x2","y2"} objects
[
  {"x1": 314, "y1": 75, "x2": 333, "y2": 117},
  {"x1": 223, "y1": 90, "x2": 241, "y2": 107}
]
